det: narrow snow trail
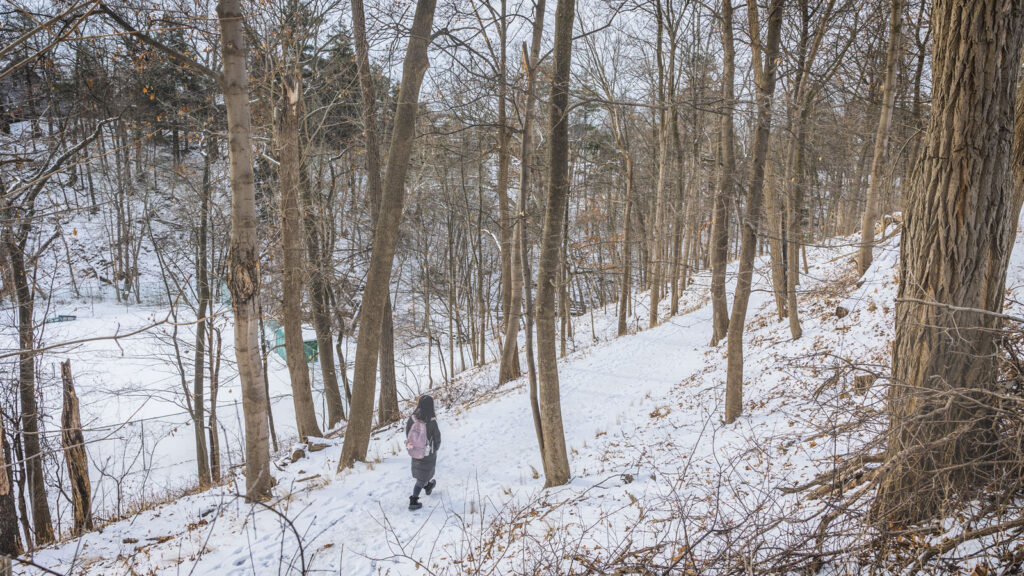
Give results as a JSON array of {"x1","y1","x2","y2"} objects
[
  {"x1": 43, "y1": 229, "x2": 1024, "y2": 574},
  {"x1": 32, "y1": 283, "x2": 726, "y2": 575},
  {"x1": 244, "y1": 300, "x2": 719, "y2": 574}
]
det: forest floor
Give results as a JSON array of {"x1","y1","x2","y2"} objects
[{"x1": 23, "y1": 221, "x2": 1024, "y2": 575}]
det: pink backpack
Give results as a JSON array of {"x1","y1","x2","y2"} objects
[{"x1": 407, "y1": 416, "x2": 430, "y2": 459}]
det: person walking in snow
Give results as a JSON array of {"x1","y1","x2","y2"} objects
[{"x1": 405, "y1": 394, "x2": 441, "y2": 510}]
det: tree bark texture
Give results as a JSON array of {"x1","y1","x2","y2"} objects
[
  {"x1": 496, "y1": 0, "x2": 518, "y2": 383},
  {"x1": 535, "y1": 0, "x2": 575, "y2": 487},
  {"x1": 60, "y1": 360, "x2": 93, "y2": 536},
  {"x1": 502, "y1": 8, "x2": 545, "y2": 389},
  {"x1": 350, "y1": 0, "x2": 400, "y2": 426},
  {"x1": 3, "y1": 233, "x2": 53, "y2": 543},
  {"x1": 192, "y1": 138, "x2": 212, "y2": 488},
  {"x1": 875, "y1": 0, "x2": 1024, "y2": 526},
  {"x1": 617, "y1": 156, "x2": 634, "y2": 337},
  {"x1": 724, "y1": 0, "x2": 784, "y2": 425},
  {"x1": 278, "y1": 75, "x2": 323, "y2": 441},
  {"x1": 766, "y1": 171, "x2": 788, "y2": 320},
  {"x1": 218, "y1": 0, "x2": 274, "y2": 500},
  {"x1": 0, "y1": 423, "x2": 21, "y2": 555},
  {"x1": 859, "y1": 0, "x2": 903, "y2": 276},
  {"x1": 710, "y1": 0, "x2": 736, "y2": 345},
  {"x1": 339, "y1": 0, "x2": 437, "y2": 468},
  {"x1": 303, "y1": 180, "x2": 344, "y2": 428}
]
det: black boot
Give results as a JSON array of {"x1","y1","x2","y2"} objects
[
  {"x1": 409, "y1": 496, "x2": 422, "y2": 511},
  {"x1": 424, "y1": 480, "x2": 436, "y2": 496}
]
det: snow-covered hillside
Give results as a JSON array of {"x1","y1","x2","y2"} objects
[
  {"x1": 2, "y1": 206, "x2": 644, "y2": 535},
  {"x1": 19, "y1": 220, "x2": 1024, "y2": 575}
]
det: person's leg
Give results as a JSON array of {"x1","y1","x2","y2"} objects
[{"x1": 410, "y1": 479, "x2": 426, "y2": 510}]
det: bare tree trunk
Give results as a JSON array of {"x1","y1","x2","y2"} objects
[
  {"x1": 14, "y1": 432, "x2": 31, "y2": 550},
  {"x1": 339, "y1": 0, "x2": 437, "y2": 468},
  {"x1": 875, "y1": 0, "x2": 1024, "y2": 526},
  {"x1": 447, "y1": 217, "x2": 458, "y2": 379},
  {"x1": 192, "y1": 138, "x2": 213, "y2": 488},
  {"x1": 785, "y1": 0, "x2": 836, "y2": 340},
  {"x1": 858, "y1": 0, "x2": 903, "y2": 276},
  {"x1": 520, "y1": 0, "x2": 548, "y2": 455},
  {"x1": 502, "y1": 5, "x2": 546, "y2": 389},
  {"x1": 0, "y1": 423, "x2": 20, "y2": 556},
  {"x1": 257, "y1": 301, "x2": 279, "y2": 453},
  {"x1": 724, "y1": 0, "x2": 784, "y2": 425},
  {"x1": 496, "y1": 0, "x2": 517, "y2": 379},
  {"x1": 617, "y1": 156, "x2": 634, "y2": 336},
  {"x1": 669, "y1": 110, "x2": 684, "y2": 317},
  {"x1": 682, "y1": 143, "x2": 700, "y2": 290},
  {"x1": 499, "y1": 216, "x2": 523, "y2": 384},
  {"x1": 559, "y1": 200, "x2": 570, "y2": 357},
  {"x1": 3, "y1": 234, "x2": 53, "y2": 543},
  {"x1": 60, "y1": 361, "x2": 92, "y2": 536},
  {"x1": 378, "y1": 297, "x2": 399, "y2": 424},
  {"x1": 218, "y1": 0, "x2": 273, "y2": 500},
  {"x1": 901, "y1": 0, "x2": 929, "y2": 195},
  {"x1": 350, "y1": 0, "x2": 400, "y2": 425},
  {"x1": 304, "y1": 189, "x2": 344, "y2": 428},
  {"x1": 766, "y1": 171, "x2": 788, "y2": 320},
  {"x1": 208, "y1": 326, "x2": 222, "y2": 482},
  {"x1": 278, "y1": 76, "x2": 323, "y2": 440},
  {"x1": 710, "y1": 0, "x2": 735, "y2": 345},
  {"x1": 786, "y1": 100, "x2": 809, "y2": 339},
  {"x1": 534, "y1": 0, "x2": 575, "y2": 487},
  {"x1": 649, "y1": 5, "x2": 669, "y2": 329},
  {"x1": 300, "y1": 160, "x2": 343, "y2": 428},
  {"x1": 477, "y1": 174, "x2": 488, "y2": 364}
]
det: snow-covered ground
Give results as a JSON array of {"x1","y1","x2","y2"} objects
[
  {"x1": 1, "y1": 202, "x2": 632, "y2": 531},
  {"x1": 9, "y1": 222, "x2": 888, "y2": 569},
  {"x1": 20, "y1": 218, "x2": 1024, "y2": 574}
]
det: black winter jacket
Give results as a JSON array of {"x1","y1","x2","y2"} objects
[{"x1": 406, "y1": 416, "x2": 441, "y2": 483}]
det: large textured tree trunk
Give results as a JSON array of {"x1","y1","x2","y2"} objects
[
  {"x1": 60, "y1": 361, "x2": 92, "y2": 536},
  {"x1": 724, "y1": 0, "x2": 783, "y2": 425},
  {"x1": 710, "y1": 0, "x2": 735, "y2": 345},
  {"x1": 0, "y1": 422, "x2": 22, "y2": 555},
  {"x1": 1013, "y1": 53, "x2": 1024, "y2": 243},
  {"x1": 4, "y1": 233, "x2": 53, "y2": 544},
  {"x1": 278, "y1": 76, "x2": 323, "y2": 441},
  {"x1": 874, "y1": 0, "x2": 1024, "y2": 526},
  {"x1": 218, "y1": 0, "x2": 273, "y2": 500},
  {"x1": 349, "y1": 0, "x2": 400, "y2": 425},
  {"x1": 339, "y1": 0, "x2": 437, "y2": 468},
  {"x1": 534, "y1": 0, "x2": 574, "y2": 487},
  {"x1": 858, "y1": 0, "x2": 903, "y2": 276}
]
